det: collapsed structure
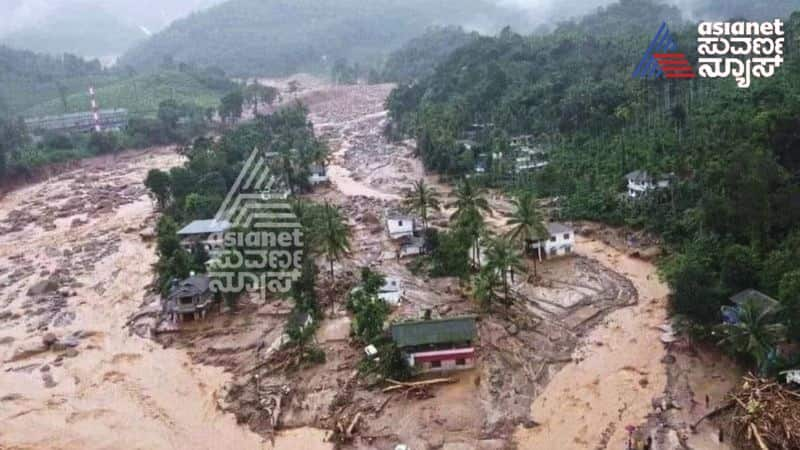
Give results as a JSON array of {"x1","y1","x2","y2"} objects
[{"x1": 164, "y1": 275, "x2": 216, "y2": 322}]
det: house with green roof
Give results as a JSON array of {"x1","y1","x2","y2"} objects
[{"x1": 390, "y1": 316, "x2": 478, "y2": 374}]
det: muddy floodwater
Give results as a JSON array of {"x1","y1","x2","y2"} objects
[
  {"x1": 1, "y1": 77, "x2": 737, "y2": 450},
  {"x1": 0, "y1": 148, "x2": 328, "y2": 450}
]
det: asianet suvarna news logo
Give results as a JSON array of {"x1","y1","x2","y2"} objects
[{"x1": 633, "y1": 20, "x2": 785, "y2": 88}]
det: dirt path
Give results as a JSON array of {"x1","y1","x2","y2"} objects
[{"x1": 0, "y1": 148, "x2": 271, "y2": 450}]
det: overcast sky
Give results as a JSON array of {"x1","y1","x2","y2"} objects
[
  {"x1": 0, "y1": 0, "x2": 225, "y2": 36},
  {"x1": 0, "y1": 0, "x2": 713, "y2": 38}
]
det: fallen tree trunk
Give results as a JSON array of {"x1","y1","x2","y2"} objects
[{"x1": 382, "y1": 377, "x2": 455, "y2": 393}]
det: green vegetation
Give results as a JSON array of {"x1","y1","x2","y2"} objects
[
  {"x1": 0, "y1": 46, "x2": 109, "y2": 119},
  {"x1": 147, "y1": 104, "x2": 329, "y2": 295},
  {"x1": 402, "y1": 179, "x2": 442, "y2": 233},
  {"x1": 379, "y1": 26, "x2": 480, "y2": 83},
  {"x1": 386, "y1": 0, "x2": 800, "y2": 375},
  {"x1": 25, "y1": 67, "x2": 235, "y2": 118},
  {"x1": 119, "y1": 0, "x2": 529, "y2": 77}
]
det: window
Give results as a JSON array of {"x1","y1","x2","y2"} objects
[
  {"x1": 550, "y1": 236, "x2": 556, "y2": 242},
  {"x1": 456, "y1": 359, "x2": 466, "y2": 366},
  {"x1": 550, "y1": 248, "x2": 558, "y2": 256},
  {"x1": 398, "y1": 220, "x2": 403, "y2": 227},
  {"x1": 431, "y1": 360, "x2": 442, "y2": 368},
  {"x1": 563, "y1": 233, "x2": 570, "y2": 240},
  {"x1": 565, "y1": 246, "x2": 572, "y2": 253}
]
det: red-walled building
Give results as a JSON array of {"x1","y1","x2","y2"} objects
[{"x1": 390, "y1": 316, "x2": 477, "y2": 374}]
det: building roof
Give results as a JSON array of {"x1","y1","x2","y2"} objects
[
  {"x1": 168, "y1": 275, "x2": 211, "y2": 300},
  {"x1": 177, "y1": 219, "x2": 232, "y2": 236},
  {"x1": 730, "y1": 289, "x2": 780, "y2": 309},
  {"x1": 391, "y1": 316, "x2": 477, "y2": 348},
  {"x1": 387, "y1": 214, "x2": 415, "y2": 222},
  {"x1": 625, "y1": 170, "x2": 652, "y2": 183},
  {"x1": 309, "y1": 163, "x2": 326, "y2": 173},
  {"x1": 546, "y1": 222, "x2": 573, "y2": 235}
]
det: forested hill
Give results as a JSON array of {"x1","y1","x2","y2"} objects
[
  {"x1": 379, "y1": 27, "x2": 481, "y2": 83},
  {"x1": 118, "y1": 0, "x2": 528, "y2": 77},
  {"x1": 386, "y1": 0, "x2": 800, "y2": 361},
  {"x1": 0, "y1": 46, "x2": 109, "y2": 119}
]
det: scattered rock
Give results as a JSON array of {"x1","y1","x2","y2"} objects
[
  {"x1": 42, "y1": 372, "x2": 57, "y2": 388},
  {"x1": 0, "y1": 393, "x2": 23, "y2": 402},
  {"x1": 63, "y1": 348, "x2": 79, "y2": 358},
  {"x1": 42, "y1": 332, "x2": 58, "y2": 347},
  {"x1": 27, "y1": 279, "x2": 59, "y2": 296}
]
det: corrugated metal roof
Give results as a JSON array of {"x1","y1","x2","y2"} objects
[
  {"x1": 391, "y1": 316, "x2": 477, "y2": 348},
  {"x1": 168, "y1": 275, "x2": 211, "y2": 300},
  {"x1": 177, "y1": 219, "x2": 231, "y2": 236},
  {"x1": 730, "y1": 289, "x2": 779, "y2": 308}
]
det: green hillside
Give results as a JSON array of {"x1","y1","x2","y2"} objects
[
  {"x1": 24, "y1": 68, "x2": 235, "y2": 118},
  {"x1": 386, "y1": 0, "x2": 800, "y2": 351},
  {"x1": 0, "y1": 46, "x2": 112, "y2": 118},
  {"x1": 119, "y1": 0, "x2": 528, "y2": 77}
]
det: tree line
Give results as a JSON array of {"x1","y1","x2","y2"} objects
[{"x1": 385, "y1": 0, "x2": 800, "y2": 375}]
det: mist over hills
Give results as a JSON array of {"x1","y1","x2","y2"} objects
[{"x1": 118, "y1": 0, "x2": 532, "y2": 77}]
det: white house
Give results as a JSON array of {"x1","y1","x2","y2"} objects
[
  {"x1": 515, "y1": 147, "x2": 549, "y2": 173},
  {"x1": 308, "y1": 163, "x2": 328, "y2": 185},
  {"x1": 531, "y1": 222, "x2": 575, "y2": 261},
  {"x1": 510, "y1": 134, "x2": 534, "y2": 148},
  {"x1": 625, "y1": 171, "x2": 670, "y2": 199},
  {"x1": 386, "y1": 214, "x2": 416, "y2": 239},
  {"x1": 378, "y1": 277, "x2": 403, "y2": 305},
  {"x1": 176, "y1": 219, "x2": 232, "y2": 252}
]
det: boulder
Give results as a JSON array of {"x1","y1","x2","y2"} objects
[
  {"x1": 42, "y1": 332, "x2": 58, "y2": 347},
  {"x1": 27, "y1": 279, "x2": 59, "y2": 296}
]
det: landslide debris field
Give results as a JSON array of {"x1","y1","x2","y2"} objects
[
  {"x1": 139, "y1": 79, "x2": 651, "y2": 450},
  {"x1": 0, "y1": 76, "x2": 735, "y2": 450}
]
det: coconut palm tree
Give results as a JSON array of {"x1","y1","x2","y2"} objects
[
  {"x1": 449, "y1": 178, "x2": 491, "y2": 266},
  {"x1": 449, "y1": 177, "x2": 491, "y2": 222},
  {"x1": 485, "y1": 236, "x2": 525, "y2": 304},
  {"x1": 402, "y1": 179, "x2": 441, "y2": 232},
  {"x1": 506, "y1": 191, "x2": 548, "y2": 277},
  {"x1": 718, "y1": 297, "x2": 786, "y2": 375},
  {"x1": 318, "y1": 202, "x2": 350, "y2": 313},
  {"x1": 473, "y1": 269, "x2": 500, "y2": 312}
]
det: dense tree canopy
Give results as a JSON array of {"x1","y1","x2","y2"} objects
[{"x1": 385, "y1": 0, "x2": 800, "y2": 364}]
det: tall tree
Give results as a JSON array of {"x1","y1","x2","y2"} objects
[
  {"x1": 402, "y1": 179, "x2": 441, "y2": 232},
  {"x1": 144, "y1": 169, "x2": 171, "y2": 209},
  {"x1": 718, "y1": 297, "x2": 786, "y2": 375},
  {"x1": 219, "y1": 90, "x2": 244, "y2": 125},
  {"x1": 484, "y1": 236, "x2": 525, "y2": 304},
  {"x1": 473, "y1": 269, "x2": 500, "y2": 312},
  {"x1": 317, "y1": 202, "x2": 350, "y2": 313},
  {"x1": 506, "y1": 191, "x2": 548, "y2": 277},
  {"x1": 449, "y1": 177, "x2": 491, "y2": 265}
]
